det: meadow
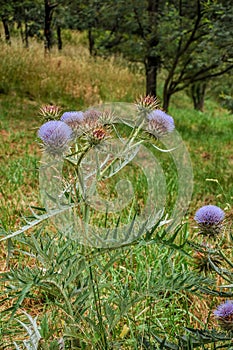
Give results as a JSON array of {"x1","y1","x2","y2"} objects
[{"x1": 0, "y1": 33, "x2": 232, "y2": 349}]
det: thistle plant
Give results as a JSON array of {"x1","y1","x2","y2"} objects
[
  {"x1": 135, "y1": 95, "x2": 160, "y2": 116},
  {"x1": 36, "y1": 98, "x2": 188, "y2": 248},
  {"x1": 2, "y1": 97, "x2": 233, "y2": 349},
  {"x1": 60, "y1": 111, "x2": 84, "y2": 136},
  {"x1": 188, "y1": 202, "x2": 233, "y2": 346},
  {"x1": 191, "y1": 204, "x2": 233, "y2": 281}
]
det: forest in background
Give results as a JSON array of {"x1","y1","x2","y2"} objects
[{"x1": 0, "y1": 0, "x2": 233, "y2": 112}]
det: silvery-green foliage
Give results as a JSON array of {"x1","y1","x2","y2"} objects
[
  {"x1": 1, "y1": 224, "x2": 231, "y2": 349},
  {"x1": 1, "y1": 100, "x2": 232, "y2": 349},
  {"x1": 12, "y1": 312, "x2": 65, "y2": 350},
  {"x1": 13, "y1": 311, "x2": 41, "y2": 350}
]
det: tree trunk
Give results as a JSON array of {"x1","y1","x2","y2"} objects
[
  {"x1": 88, "y1": 29, "x2": 95, "y2": 56},
  {"x1": 44, "y1": 0, "x2": 57, "y2": 52},
  {"x1": 144, "y1": 0, "x2": 160, "y2": 97},
  {"x1": 191, "y1": 82, "x2": 207, "y2": 111},
  {"x1": 17, "y1": 21, "x2": 25, "y2": 46},
  {"x1": 2, "y1": 17, "x2": 11, "y2": 44},
  {"x1": 145, "y1": 56, "x2": 159, "y2": 96},
  {"x1": 57, "y1": 25, "x2": 62, "y2": 51},
  {"x1": 25, "y1": 21, "x2": 29, "y2": 48},
  {"x1": 162, "y1": 90, "x2": 171, "y2": 112}
]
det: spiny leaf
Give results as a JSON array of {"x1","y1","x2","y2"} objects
[{"x1": 0, "y1": 205, "x2": 75, "y2": 242}]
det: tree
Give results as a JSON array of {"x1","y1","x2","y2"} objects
[
  {"x1": 132, "y1": 0, "x2": 162, "y2": 96},
  {"x1": 1, "y1": 0, "x2": 232, "y2": 111},
  {"x1": 160, "y1": 0, "x2": 233, "y2": 110},
  {"x1": 13, "y1": 0, "x2": 44, "y2": 47},
  {"x1": 81, "y1": 0, "x2": 233, "y2": 110},
  {"x1": 66, "y1": 0, "x2": 164, "y2": 96},
  {"x1": 64, "y1": 0, "x2": 103, "y2": 56},
  {"x1": 44, "y1": 0, "x2": 59, "y2": 52},
  {"x1": 100, "y1": 0, "x2": 164, "y2": 97},
  {"x1": 190, "y1": 82, "x2": 207, "y2": 112},
  {"x1": 0, "y1": 0, "x2": 14, "y2": 44}
]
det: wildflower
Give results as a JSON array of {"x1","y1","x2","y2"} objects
[
  {"x1": 135, "y1": 95, "x2": 160, "y2": 116},
  {"x1": 92, "y1": 127, "x2": 107, "y2": 142},
  {"x1": 214, "y1": 300, "x2": 233, "y2": 331},
  {"x1": 194, "y1": 205, "x2": 225, "y2": 236},
  {"x1": 38, "y1": 120, "x2": 73, "y2": 156},
  {"x1": 98, "y1": 110, "x2": 116, "y2": 125},
  {"x1": 61, "y1": 111, "x2": 84, "y2": 124},
  {"x1": 39, "y1": 105, "x2": 62, "y2": 120},
  {"x1": 83, "y1": 109, "x2": 101, "y2": 130},
  {"x1": 85, "y1": 127, "x2": 108, "y2": 147},
  {"x1": 61, "y1": 111, "x2": 84, "y2": 135},
  {"x1": 147, "y1": 109, "x2": 175, "y2": 137}
]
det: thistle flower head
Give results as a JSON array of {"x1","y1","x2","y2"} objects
[
  {"x1": 135, "y1": 95, "x2": 160, "y2": 116},
  {"x1": 84, "y1": 109, "x2": 101, "y2": 124},
  {"x1": 214, "y1": 301, "x2": 233, "y2": 331},
  {"x1": 38, "y1": 120, "x2": 73, "y2": 156},
  {"x1": 61, "y1": 111, "x2": 84, "y2": 123},
  {"x1": 98, "y1": 110, "x2": 115, "y2": 125},
  {"x1": 193, "y1": 246, "x2": 222, "y2": 274},
  {"x1": 79, "y1": 109, "x2": 102, "y2": 133},
  {"x1": 39, "y1": 105, "x2": 62, "y2": 120},
  {"x1": 92, "y1": 127, "x2": 107, "y2": 142},
  {"x1": 147, "y1": 110, "x2": 175, "y2": 137},
  {"x1": 194, "y1": 205, "x2": 225, "y2": 236},
  {"x1": 61, "y1": 111, "x2": 84, "y2": 135}
]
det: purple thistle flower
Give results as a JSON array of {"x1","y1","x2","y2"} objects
[
  {"x1": 81, "y1": 109, "x2": 102, "y2": 131},
  {"x1": 61, "y1": 111, "x2": 84, "y2": 123},
  {"x1": 38, "y1": 120, "x2": 73, "y2": 155},
  {"x1": 214, "y1": 301, "x2": 233, "y2": 331},
  {"x1": 61, "y1": 111, "x2": 84, "y2": 129},
  {"x1": 147, "y1": 110, "x2": 175, "y2": 137},
  {"x1": 194, "y1": 205, "x2": 225, "y2": 236},
  {"x1": 84, "y1": 109, "x2": 101, "y2": 122}
]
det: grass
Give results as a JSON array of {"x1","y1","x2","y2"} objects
[
  {"x1": 170, "y1": 98, "x2": 233, "y2": 209},
  {"x1": 0, "y1": 33, "x2": 232, "y2": 349}
]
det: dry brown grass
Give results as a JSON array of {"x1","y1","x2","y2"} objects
[{"x1": 0, "y1": 36, "x2": 145, "y2": 108}]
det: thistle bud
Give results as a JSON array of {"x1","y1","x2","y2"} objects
[{"x1": 39, "y1": 105, "x2": 62, "y2": 120}]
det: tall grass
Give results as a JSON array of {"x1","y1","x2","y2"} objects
[{"x1": 0, "y1": 37, "x2": 145, "y2": 108}]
